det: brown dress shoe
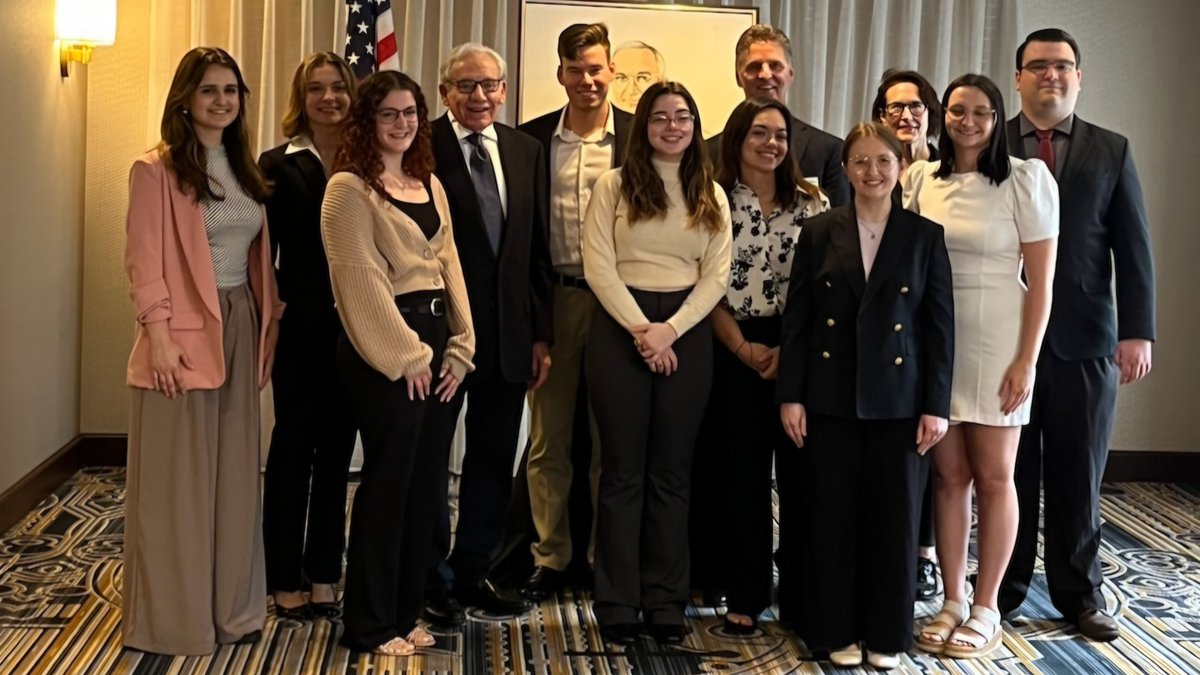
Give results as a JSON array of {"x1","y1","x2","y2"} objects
[{"x1": 1077, "y1": 609, "x2": 1120, "y2": 642}]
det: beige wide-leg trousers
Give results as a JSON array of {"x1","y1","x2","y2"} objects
[{"x1": 123, "y1": 283, "x2": 267, "y2": 655}]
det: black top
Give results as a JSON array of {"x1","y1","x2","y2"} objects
[{"x1": 388, "y1": 181, "x2": 440, "y2": 240}]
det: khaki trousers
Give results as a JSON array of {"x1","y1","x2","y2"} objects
[
  {"x1": 526, "y1": 285, "x2": 602, "y2": 570},
  {"x1": 123, "y1": 283, "x2": 267, "y2": 655}
]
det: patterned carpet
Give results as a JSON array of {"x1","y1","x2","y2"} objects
[{"x1": 2, "y1": 468, "x2": 1199, "y2": 674}]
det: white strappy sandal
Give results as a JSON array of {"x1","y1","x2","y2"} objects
[
  {"x1": 916, "y1": 598, "x2": 969, "y2": 654},
  {"x1": 943, "y1": 605, "x2": 1003, "y2": 659}
]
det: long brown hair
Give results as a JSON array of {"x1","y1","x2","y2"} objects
[
  {"x1": 159, "y1": 47, "x2": 268, "y2": 203},
  {"x1": 620, "y1": 81, "x2": 723, "y2": 232},
  {"x1": 715, "y1": 98, "x2": 822, "y2": 211},
  {"x1": 334, "y1": 70, "x2": 434, "y2": 199},
  {"x1": 281, "y1": 52, "x2": 357, "y2": 139}
]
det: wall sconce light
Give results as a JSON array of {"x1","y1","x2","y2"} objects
[{"x1": 57, "y1": 0, "x2": 116, "y2": 78}]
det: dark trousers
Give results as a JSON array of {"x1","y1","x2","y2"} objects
[
  {"x1": 430, "y1": 355, "x2": 527, "y2": 592},
  {"x1": 589, "y1": 288, "x2": 712, "y2": 627},
  {"x1": 793, "y1": 413, "x2": 927, "y2": 653},
  {"x1": 262, "y1": 309, "x2": 357, "y2": 591},
  {"x1": 1001, "y1": 355, "x2": 1118, "y2": 617},
  {"x1": 918, "y1": 468, "x2": 935, "y2": 549},
  {"x1": 689, "y1": 315, "x2": 791, "y2": 617},
  {"x1": 338, "y1": 295, "x2": 456, "y2": 650}
]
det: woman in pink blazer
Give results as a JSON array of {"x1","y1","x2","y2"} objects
[{"x1": 122, "y1": 46, "x2": 284, "y2": 656}]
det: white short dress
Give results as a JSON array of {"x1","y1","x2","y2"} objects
[{"x1": 903, "y1": 157, "x2": 1058, "y2": 426}]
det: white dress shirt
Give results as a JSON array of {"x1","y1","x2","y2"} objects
[
  {"x1": 549, "y1": 105, "x2": 616, "y2": 276},
  {"x1": 449, "y1": 116, "x2": 508, "y2": 217}
]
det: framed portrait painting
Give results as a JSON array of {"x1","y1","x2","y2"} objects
[{"x1": 518, "y1": 0, "x2": 757, "y2": 136}]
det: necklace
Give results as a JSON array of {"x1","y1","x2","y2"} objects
[{"x1": 858, "y1": 220, "x2": 883, "y2": 240}]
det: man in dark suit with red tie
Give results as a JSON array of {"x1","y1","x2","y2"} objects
[
  {"x1": 999, "y1": 28, "x2": 1156, "y2": 642},
  {"x1": 425, "y1": 42, "x2": 554, "y2": 623}
]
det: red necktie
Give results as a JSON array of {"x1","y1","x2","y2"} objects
[{"x1": 1036, "y1": 129, "x2": 1056, "y2": 175}]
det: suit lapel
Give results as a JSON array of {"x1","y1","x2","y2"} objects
[
  {"x1": 435, "y1": 114, "x2": 490, "y2": 252},
  {"x1": 790, "y1": 116, "x2": 812, "y2": 172},
  {"x1": 1056, "y1": 117, "x2": 1093, "y2": 193},
  {"x1": 830, "y1": 209, "x2": 866, "y2": 301},
  {"x1": 860, "y1": 210, "x2": 915, "y2": 313},
  {"x1": 291, "y1": 150, "x2": 326, "y2": 201},
  {"x1": 168, "y1": 181, "x2": 221, "y2": 319},
  {"x1": 1006, "y1": 117, "x2": 1025, "y2": 158}
]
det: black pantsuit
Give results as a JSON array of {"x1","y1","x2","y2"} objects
[
  {"x1": 690, "y1": 315, "x2": 793, "y2": 618},
  {"x1": 590, "y1": 288, "x2": 712, "y2": 627},
  {"x1": 798, "y1": 414, "x2": 927, "y2": 652},
  {"x1": 262, "y1": 308, "x2": 357, "y2": 590},
  {"x1": 338, "y1": 295, "x2": 456, "y2": 650},
  {"x1": 1003, "y1": 354, "x2": 1118, "y2": 615}
]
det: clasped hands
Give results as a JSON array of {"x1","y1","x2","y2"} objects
[
  {"x1": 631, "y1": 322, "x2": 678, "y2": 375},
  {"x1": 780, "y1": 403, "x2": 947, "y2": 454},
  {"x1": 736, "y1": 341, "x2": 780, "y2": 380}
]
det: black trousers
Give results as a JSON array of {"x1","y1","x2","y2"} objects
[
  {"x1": 918, "y1": 468, "x2": 935, "y2": 549},
  {"x1": 429, "y1": 350, "x2": 527, "y2": 593},
  {"x1": 792, "y1": 413, "x2": 927, "y2": 653},
  {"x1": 262, "y1": 308, "x2": 357, "y2": 591},
  {"x1": 1001, "y1": 354, "x2": 1118, "y2": 617},
  {"x1": 339, "y1": 294, "x2": 456, "y2": 650},
  {"x1": 689, "y1": 315, "x2": 792, "y2": 617},
  {"x1": 589, "y1": 288, "x2": 712, "y2": 627}
]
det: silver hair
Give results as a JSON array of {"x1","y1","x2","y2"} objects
[
  {"x1": 613, "y1": 40, "x2": 666, "y2": 76},
  {"x1": 439, "y1": 42, "x2": 508, "y2": 84}
]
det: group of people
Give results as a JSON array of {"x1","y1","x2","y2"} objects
[{"x1": 120, "y1": 18, "x2": 1155, "y2": 670}]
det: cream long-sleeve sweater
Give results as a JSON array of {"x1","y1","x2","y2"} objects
[
  {"x1": 582, "y1": 158, "x2": 732, "y2": 337},
  {"x1": 321, "y1": 172, "x2": 475, "y2": 382}
]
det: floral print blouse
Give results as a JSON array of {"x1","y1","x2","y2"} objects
[{"x1": 726, "y1": 181, "x2": 829, "y2": 320}]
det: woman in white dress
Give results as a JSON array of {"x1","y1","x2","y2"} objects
[{"x1": 903, "y1": 74, "x2": 1058, "y2": 659}]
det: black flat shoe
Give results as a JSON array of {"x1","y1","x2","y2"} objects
[
  {"x1": 457, "y1": 579, "x2": 533, "y2": 616},
  {"x1": 520, "y1": 565, "x2": 566, "y2": 601},
  {"x1": 649, "y1": 623, "x2": 689, "y2": 644},
  {"x1": 916, "y1": 557, "x2": 938, "y2": 600},
  {"x1": 423, "y1": 587, "x2": 466, "y2": 627},
  {"x1": 699, "y1": 589, "x2": 727, "y2": 607},
  {"x1": 311, "y1": 601, "x2": 342, "y2": 620},
  {"x1": 274, "y1": 602, "x2": 312, "y2": 621},
  {"x1": 233, "y1": 630, "x2": 262, "y2": 645},
  {"x1": 601, "y1": 623, "x2": 643, "y2": 645}
]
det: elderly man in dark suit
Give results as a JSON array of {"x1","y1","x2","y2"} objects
[
  {"x1": 512, "y1": 22, "x2": 634, "y2": 602},
  {"x1": 425, "y1": 42, "x2": 554, "y2": 623},
  {"x1": 999, "y1": 28, "x2": 1156, "y2": 642},
  {"x1": 706, "y1": 24, "x2": 849, "y2": 207}
]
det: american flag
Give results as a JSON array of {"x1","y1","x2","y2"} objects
[{"x1": 344, "y1": 0, "x2": 399, "y2": 79}]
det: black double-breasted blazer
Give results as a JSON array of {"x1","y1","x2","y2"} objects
[
  {"x1": 777, "y1": 205, "x2": 954, "y2": 420},
  {"x1": 1006, "y1": 115, "x2": 1155, "y2": 360},
  {"x1": 431, "y1": 114, "x2": 554, "y2": 383}
]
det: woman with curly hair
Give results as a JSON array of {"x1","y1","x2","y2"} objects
[{"x1": 321, "y1": 70, "x2": 475, "y2": 656}]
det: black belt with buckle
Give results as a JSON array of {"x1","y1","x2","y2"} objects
[
  {"x1": 395, "y1": 294, "x2": 445, "y2": 317},
  {"x1": 553, "y1": 272, "x2": 590, "y2": 291}
]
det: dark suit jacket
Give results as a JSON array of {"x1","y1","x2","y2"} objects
[
  {"x1": 708, "y1": 114, "x2": 850, "y2": 208},
  {"x1": 1007, "y1": 115, "x2": 1156, "y2": 360},
  {"x1": 259, "y1": 142, "x2": 337, "y2": 319},
  {"x1": 777, "y1": 205, "x2": 954, "y2": 420},
  {"x1": 432, "y1": 114, "x2": 554, "y2": 383},
  {"x1": 517, "y1": 105, "x2": 634, "y2": 206}
]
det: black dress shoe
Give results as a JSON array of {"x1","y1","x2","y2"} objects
[
  {"x1": 233, "y1": 630, "x2": 262, "y2": 645},
  {"x1": 458, "y1": 579, "x2": 533, "y2": 616},
  {"x1": 423, "y1": 586, "x2": 466, "y2": 627},
  {"x1": 699, "y1": 589, "x2": 727, "y2": 607},
  {"x1": 521, "y1": 565, "x2": 565, "y2": 601},
  {"x1": 274, "y1": 602, "x2": 312, "y2": 621},
  {"x1": 1076, "y1": 609, "x2": 1120, "y2": 642},
  {"x1": 310, "y1": 600, "x2": 342, "y2": 620},
  {"x1": 648, "y1": 623, "x2": 689, "y2": 644},
  {"x1": 601, "y1": 623, "x2": 643, "y2": 645},
  {"x1": 916, "y1": 557, "x2": 937, "y2": 600}
]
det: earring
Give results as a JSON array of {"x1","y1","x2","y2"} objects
[{"x1": 182, "y1": 108, "x2": 190, "y2": 115}]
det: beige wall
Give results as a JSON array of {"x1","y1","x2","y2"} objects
[
  {"x1": 1018, "y1": 0, "x2": 1200, "y2": 452},
  {"x1": 0, "y1": 0, "x2": 86, "y2": 494}
]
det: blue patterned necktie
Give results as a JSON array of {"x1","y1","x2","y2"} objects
[{"x1": 467, "y1": 132, "x2": 504, "y2": 254}]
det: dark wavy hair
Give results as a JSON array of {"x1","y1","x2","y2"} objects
[
  {"x1": 935, "y1": 73, "x2": 1011, "y2": 185},
  {"x1": 281, "y1": 51, "x2": 357, "y2": 139},
  {"x1": 621, "y1": 81, "x2": 724, "y2": 232},
  {"x1": 334, "y1": 70, "x2": 435, "y2": 198},
  {"x1": 872, "y1": 69, "x2": 943, "y2": 138},
  {"x1": 1017, "y1": 28, "x2": 1081, "y2": 70},
  {"x1": 159, "y1": 47, "x2": 268, "y2": 203},
  {"x1": 716, "y1": 98, "x2": 821, "y2": 212}
]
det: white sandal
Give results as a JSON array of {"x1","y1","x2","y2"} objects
[
  {"x1": 917, "y1": 598, "x2": 968, "y2": 654},
  {"x1": 829, "y1": 642, "x2": 862, "y2": 667},
  {"x1": 943, "y1": 605, "x2": 1003, "y2": 659}
]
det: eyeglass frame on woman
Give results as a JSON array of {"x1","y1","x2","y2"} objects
[
  {"x1": 446, "y1": 78, "x2": 504, "y2": 94},
  {"x1": 884, "y1": 101, "x2": 927, "y2": 118},
  {"x1": 945, "y1": 107, "x2": 997, "y2": 123},
  {"x1": 648, "y1": 112, "x2": 695, "y2": 128},
  {"x1": 845, "y1": 155, "x2": 899, "y2": 172},
  {"x1": 376, "y1": 107, "x2": 419, "y2": 124}
]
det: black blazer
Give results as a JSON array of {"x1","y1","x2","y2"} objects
[
  {"x1": 518, "y1": 105, "x2": 634, "y2": 203},
  {"x1": 1006, "y1": 115, "x2": 1155, "y2": 360},
  {"x1": 258, "y1": 142, "x2": 336, "y2": 320},
  {"x1": 708, "y1": 114, "x2": 850, "y2": 208},
  {"x1": 431, "y1": 114, "x2": 554, "y2": 383},
  {"x1": 777, "y1": 205, "x2": 954, "y2": 420}
]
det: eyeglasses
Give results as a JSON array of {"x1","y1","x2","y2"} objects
[
  {"x1": 846, "y1": 155, "x2": 899, "y2": 172},
  {"x1": 447, "y1": 78, "x2": 503, "y2": 94},
  {"x1": 885, "y1": 101, "x2": 927, "y2": 118},
  {"x1": 946, "y1": 107, "x2": 996, "y2": 123},
  {"x1": 615, "y1": 73, "x2": 655, "y2": 87},
  {"x1": 1020, "y1": 60, "x2": 1077, "y2": 75},
  {"x1": 648, "y1": 112, "x2": 695, "y2": 128},
  {"x1": 377, "y1": 107, "x2": 418, "y2": 124}
]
